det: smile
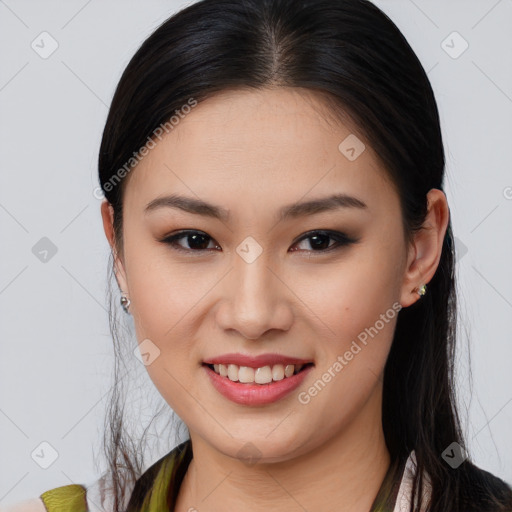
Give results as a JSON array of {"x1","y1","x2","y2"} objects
[
  {"x1": 202, "y1": 353, "x2": 315, "y2": 405},
  {"x1": 205, "y1": 363, "x2": 314, "y2": 384}
]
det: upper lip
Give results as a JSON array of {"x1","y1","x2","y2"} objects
[{"x1": 203, "y1": 353, "x2": 314, "y2": 368}]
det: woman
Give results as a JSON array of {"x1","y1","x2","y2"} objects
[{"x1": 6, "y1": 0, "x2": 512, "y2": 510}]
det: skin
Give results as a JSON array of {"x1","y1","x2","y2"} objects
[{"x1": 101, "y1": 87, "x2": 449, "y2": 511}]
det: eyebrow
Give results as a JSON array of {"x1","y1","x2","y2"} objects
[{"x1": 144, "y1": 193, "x2": 368, "y2": 222}]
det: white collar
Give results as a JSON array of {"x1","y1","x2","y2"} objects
[{"x1": 393, "y1": 451, "x2": 432, "y2": 511}]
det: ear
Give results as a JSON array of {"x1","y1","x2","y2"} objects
[
  {"x1": 100, "y1": 200, "x2": 129, "y2": 294},
  {"x1": 400, "y1": 188, "x2": 450, "y2": 308}
]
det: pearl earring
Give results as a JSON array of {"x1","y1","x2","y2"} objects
[
  {"x1": 416, "y1": 284, "x2": 427, "y2": 296},
  {"x1": 120, "y1": 293, "x2": 131, "y2": 313}
]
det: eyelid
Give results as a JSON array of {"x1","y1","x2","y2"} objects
[
  {"x1": 291, "y1": 230, "x2": 359, "y2": 254},
  {"x1": 160, "y1": 230, "x2": 220, "y2": 254},
  {"x1": 293, "y1": 229, "x2": 357, "y2": 245},
  {"x1": 160, "y1": 229, "x2": 359, "y2": 254}
]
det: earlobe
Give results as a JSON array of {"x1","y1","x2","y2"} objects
[{"x1": 399, "y1": 188, "x2": 450, "y2": 308}]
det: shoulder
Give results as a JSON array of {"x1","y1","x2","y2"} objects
[
  {"x1": 3, "y1": 441, "x2": 193, "y2": 512},
  {"x1": 126, "y1": 439, "x2": 193, "y2": 511},
  {"x1": 0, "y1": 498, "x2": 46, "y2": 512},
  {"x1": 459, "y1": 460, "x2": 512, "y2": 511},
  {"x1": 394, "y1": 451, "x2": 512, "y2": 512},
  {"x1": 1, "y1": 484, "x2": 89, "y2": 512}
]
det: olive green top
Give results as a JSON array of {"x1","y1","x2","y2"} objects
[{"x1": 40, "y1": 440, "x2": 407, "y2": 511}]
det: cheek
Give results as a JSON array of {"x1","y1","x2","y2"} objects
[
  {"x1": 303, "y1": 285, "x2": 398, "y2": 428},
  {"x1": 124, "y1": 247, "x2": 217, "y2": 390},
  {"x1": 125, "y1": 257, "x2": 203, "y2": 412},
  {"x1": 296, "y1": 243, "x2": 401, "y2": 402},
  {"x1": 296, "y1": 251, "x2": 400, "y2": 344},
  {"x1": 125, "y1": 240, "x2": 208, "y2": 339}
]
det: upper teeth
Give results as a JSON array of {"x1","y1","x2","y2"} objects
[{"x1": 212, "y1": 363, "x2": 304, "y2": 384}]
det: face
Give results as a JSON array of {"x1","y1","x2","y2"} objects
[{"x1": 102, "y1": 87, "x2": 424, "y2": 463}]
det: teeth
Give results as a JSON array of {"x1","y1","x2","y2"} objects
[
  {"x1": 211, "y1": 363, "x2": 307, "y2": 384},
  {"x1": 255, "y1": 366, "x2": 272, "y2": 384},
  {"x1": 227, "y1": 364, "x2": 239, "y2": 381},
  {"x1": 239, "y1": 366, "x2": 255, "y2": 383},
  {"x1": 272, "y1": 365, "x2": 284, "y2": 381}
]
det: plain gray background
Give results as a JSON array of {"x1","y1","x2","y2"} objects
[{"x1": 1, "y1": 0, "x2": 511, "y2": 506}]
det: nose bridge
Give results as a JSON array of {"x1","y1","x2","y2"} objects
[
  {"x1": 216, "y1": 239, "x2": 290, "y2": 339},
  {"x1": 233, "y1": 232, "x2": 272, "y2": 285},
  {"x1": 233, "y1": 243, "x2": 276, "y2": 311}
]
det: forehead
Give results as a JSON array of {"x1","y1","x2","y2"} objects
[{"x1": 124, "y1": 87, "x2": 397, "y2": 218}]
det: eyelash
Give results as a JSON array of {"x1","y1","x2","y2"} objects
[{"x1": 160, "y1": 229, "x2": 358, "y2": 255}]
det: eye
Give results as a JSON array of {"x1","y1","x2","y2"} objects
[
  {"x1": 161, "y1": 230, "x2": 220, "y2": 253},
  {"x1": 290, "y1": 230, "x2": 358, "y2": 253},
  {"x1": 160, "y1": 229, "x2": 358, "y2": 254}
]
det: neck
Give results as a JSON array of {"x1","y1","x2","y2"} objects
[{"x1": 175, "y1": 384, "x2": 390, "y2": 512}]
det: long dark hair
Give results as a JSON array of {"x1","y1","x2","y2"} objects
[{"x1": 97, "y1": 0, "x2": 512, "y2": 510}]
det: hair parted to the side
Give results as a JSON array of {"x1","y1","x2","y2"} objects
[{"x1": 97, "y1": 0, "x2": 512, "y2": 510}]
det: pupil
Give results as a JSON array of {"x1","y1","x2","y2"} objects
[
  {"x1": 189, "y1": 234, "x2": 209, "y2": 250},
  {"x1": 310, "y1": 234, "x2": 330, "y2": 250}
]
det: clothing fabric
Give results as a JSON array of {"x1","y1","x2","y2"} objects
[{"x1": 2, "y1": 441, "x2": 431, "y2": 512}]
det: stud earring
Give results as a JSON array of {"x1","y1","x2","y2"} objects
[
  {"x1": 416, "y1": 284, "x2": 427, "y2": 296},
  {"x1": 120, "y1": 293, "x2": 131, "y2": 314}
]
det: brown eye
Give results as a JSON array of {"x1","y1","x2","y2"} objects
[
  {"x1": 161, "y1": 230, "x2": 219, "y2": 252},
  {"x1": 161, "y1": 229, "x2": 358, "y2": 255},
  {"x1": 290, "y1": 230, "x2": 358, "y2": 253}
]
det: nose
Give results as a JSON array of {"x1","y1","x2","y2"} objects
[{"x1": 215, "y1": 252, "x2": 294, "y2": 340}]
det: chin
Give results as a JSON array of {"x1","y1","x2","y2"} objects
[{"x1": 200, "y1": 429, "x2": 315, "y2": 466}]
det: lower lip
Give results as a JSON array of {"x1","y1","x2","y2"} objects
[{"x1": 203, "y1": 364, "x2": 314, "y2": 406}]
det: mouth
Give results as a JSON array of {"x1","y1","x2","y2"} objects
[
  {"x1": 202, "y1": 362, "x2": 315, "y2": 385},
  {"x1": 202, "y1": 360, "x2": 315, "y2": 406}
]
